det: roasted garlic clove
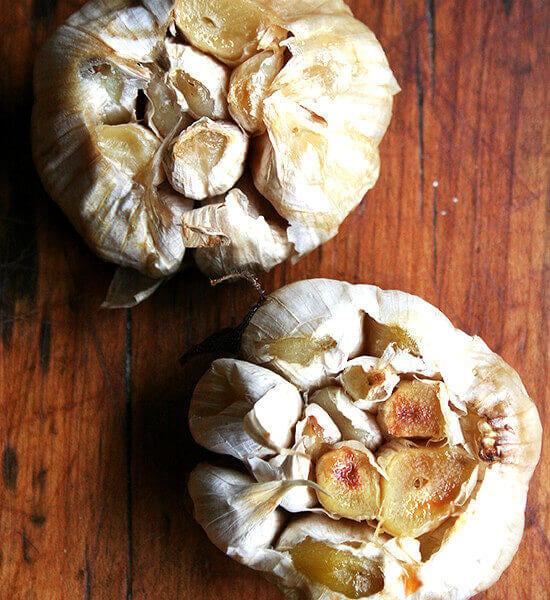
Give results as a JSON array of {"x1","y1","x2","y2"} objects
[
  {"x1": 164, "y1": 118, "x2": 248, "y2": 200},
  {"x1": 144, "y1": 70, "x2": 192, "y2": 138},
  {"x1": 228, "y1": 49, "x2": 283, "y2": 134},
  {"x1": 295, "y1": 403, "x2": 342, "y2": 460},
  {"x1": 379, "y1": 445, "x2": 478, "y2": 538},
  {"x1": 362, "y1": 314, "x2": 419, "y2": 357},
  {"x1": 188, "y1": 179, "x2": 293, "y2": 277},
  {"x1": 166, "y1": 41, "x2": 230, "y2": 120},
  {"x1": 95, "y1": 123, "x2": 162, "y2": 182},
  {"x1": 315, "y1": 443, "x2": 381, "y2": 520},
  {"x1": 378, "y1": 380, "x2": 446, "y2": 439},
  {"x1": 173, "y1": 0, "x2": 287, "y2": 67},
  {"x1": 289, "y1": 538, "x2": 385, "y2": 598}
]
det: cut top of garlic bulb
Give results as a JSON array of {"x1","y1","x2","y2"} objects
[
  {"x1": 32, "y1": 0, "x2": 398, "y2": 305},
  {"x1": 188, "y1": 279, "x2": 542, "y2": 600}
]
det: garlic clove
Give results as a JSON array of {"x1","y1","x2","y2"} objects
[
  {"x1": 378, "y1": 445, "x2": 478, "y2": 538},
  {"x1": 309, "y1": 387, "x2": 383, "y2": 451},
  {"x1": 188, "y1": 463, "x2": 286, "y2": 562},
  {"x1": 276, "y1": 514, "x2": 417, "y2": 600},
  {"x1": 377, "y1": 379, "x2": 446, "y2": 440},
  {"x1": 189, "y1": 358, "x2": 303, "y2": 461},
  {"x1": 241, "y1": 279, "x2": 365, "y2": 390},
  {"x1": 95, "y1": 122, "x2": 162, "y2": 181},
  {"x1": 187, "y1": 180, "x2": 293, "y2": 277},
  {"x1": 144, "y1": 69, "x2": 192, "y2": 138},
  {"x1": 166, "y1": 41, "x2": 230, "y2": 120},
  {"x1": 289, "y1": 538, "x2": 385, "y2": 598},
  {"x1": 163, "y1": 117, "x2": 248, "y2": 200},
  {"x1": 295, "y1": 403, "x2": 342, "y2": 460},
  {"x1": 173, "y1": 0, "x2": 287, "y2": 67},
  {"x1": 315, "y1": 443, "x2": 381, "y2": 521},
  {"x1": 228, "y1": 49, "x2": 284, "y2": 134},
  {"x1": 339, "y1": 355, "x2": 400, "y2": 412}
]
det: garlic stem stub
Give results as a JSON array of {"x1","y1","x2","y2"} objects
[
  {"x1": 32, "y1": 0, "x2": 399, "y2": 306},
  {"x1": 188, "y1": 279, "x2": 542, "y2": 600}
]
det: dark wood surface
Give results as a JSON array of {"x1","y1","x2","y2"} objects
[{"x1": 0, "y1": 1, "x2": 548, "y2": 598}]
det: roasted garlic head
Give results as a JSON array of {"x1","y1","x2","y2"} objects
[
  {"x1": 188, "y1": 279, "x2": 541, "y2": 600},
  {"x1": 32, "y1": 0, "x2": 398, "y2": 306}
]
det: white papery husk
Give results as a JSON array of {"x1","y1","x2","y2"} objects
[
  {"x1": 309, "y1": 387, "x2": 383, "y2": 451},
  {"x1": 187, "y1": 279, "x2": 543, "y2": 600},
  {"x1": 185, "y1": 180, "x2": 293, "y2": 277},
  {"x1": 189, "y1": 358, "x2": 303, "y2": 461},
  {"x1": 33, "y1": 1, "x2": 398, "y2": 304},
  {"x1": 166, "y1": 41, "x2": 230, "y2": 120}
]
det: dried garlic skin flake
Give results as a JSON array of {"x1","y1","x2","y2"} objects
[
  {"x1": 188, "y1": 279, "x2": 542, "y2": 600},
  {"x1": 33, "y1": 0, "x2": 398, "y2": 304}
]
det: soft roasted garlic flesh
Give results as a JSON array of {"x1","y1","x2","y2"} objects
[
  {"x1": 363, "y1": 314, "x2": 419, "y2": 357},
  {"x1": 340, "y1": 364, "x2": 387, "y2": 403},
  {"x1": 315, "y1": 446, "x2": 380, "y2": 519},
  {"x1": 164, "y1": 118, "x2": 248, "y2": 200},
  {"x1": 379, "y1": 446, "x2": 477, "y2": 538},
  {"x1": 289, "y1": 538, "x2": 385, "y2": 598},
  {"x1": 378, "y1": 380, "x2": 445, "y2": 439},
  {"x1": 95, "y1": 123, "x2": 161, "y2": 181},
  {"x1": 173, "y1": 0, "x2": 286, "y2": 66}
]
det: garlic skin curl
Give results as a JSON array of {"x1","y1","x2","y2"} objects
[
  {"x1": 32, "y1": 0, "x2": 398, "y2": 306},
  {"x1": 188, "y1": 278, "x2": 542, "y2": 600}
]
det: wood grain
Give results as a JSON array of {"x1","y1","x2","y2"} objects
[{"x1": 0, "y1": 1, "x2": 548, "y2": 599}]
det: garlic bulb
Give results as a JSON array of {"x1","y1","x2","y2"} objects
[
  {"x1": 188, "y1": 278, "x2": 542, "y2": 600},
  {"x1": 32, "y1": 0, "x2": 398, "y2": 306}
]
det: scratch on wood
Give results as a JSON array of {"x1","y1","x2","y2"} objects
[
  {"x1": 20, "y1": 529, "x2": 39, "y2": 563},
  {"x1": 32, "y1": 467, "x2": 47, "y2": 492},
  {"x1": 84, "y1": 545, "x2": 92, "y2": 600},
  {"x1": 2, "y1": 445, "x2": 18, "y2": 490},
  {"x1": 125, "y1": 309, "x2": 134, "y2": 600},
  {"x1": 415, "y1": 51, "x2": 425, "y2": 215},
  {"x1": 38, "y1": 305, "x2": 51, "y2": 373},
  {"x1": 426, "y1": 0, "x2": 436, "y2": 90}
]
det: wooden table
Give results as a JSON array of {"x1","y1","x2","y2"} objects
[{"x1": 0, "y1": 1, "x2": 548, "y2": 598}]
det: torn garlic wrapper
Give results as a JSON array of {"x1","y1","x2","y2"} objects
[
  {"x1": 32, "y1": 0, "x2": 399, "y2": 306},
  {"x1": 188, "y1": 279, "x2": 541, "y2": 600}
]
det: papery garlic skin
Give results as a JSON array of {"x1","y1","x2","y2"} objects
[
  {"x1": 33, "y1": 0, "x2": 398, "y2": 304},
  {"x1": 166, "y1": 41, "x2": 230, "y2": 120},
  {"x1": 188, "y1": 279, "x2": 542, "y2": 600}
]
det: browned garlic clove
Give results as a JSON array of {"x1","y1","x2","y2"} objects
[
  {"x1": 163, "y1": 118, "x2": 248, "y2": 200},
  {"x1": 173, "y1": 0, "x2": 287, "y2": 67},
  {"x1": 315, "y1": 443, "x2": 381, "y2": 520},
  {"x1": 378, "y1": 445, "x2": 478, "y2": 538},
  {"x1": 228, "y1": 49, "x2": 283, "y2": 134},
  {"x1": 378, "y1": 380, "x2": 446, "y2": 439}
]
